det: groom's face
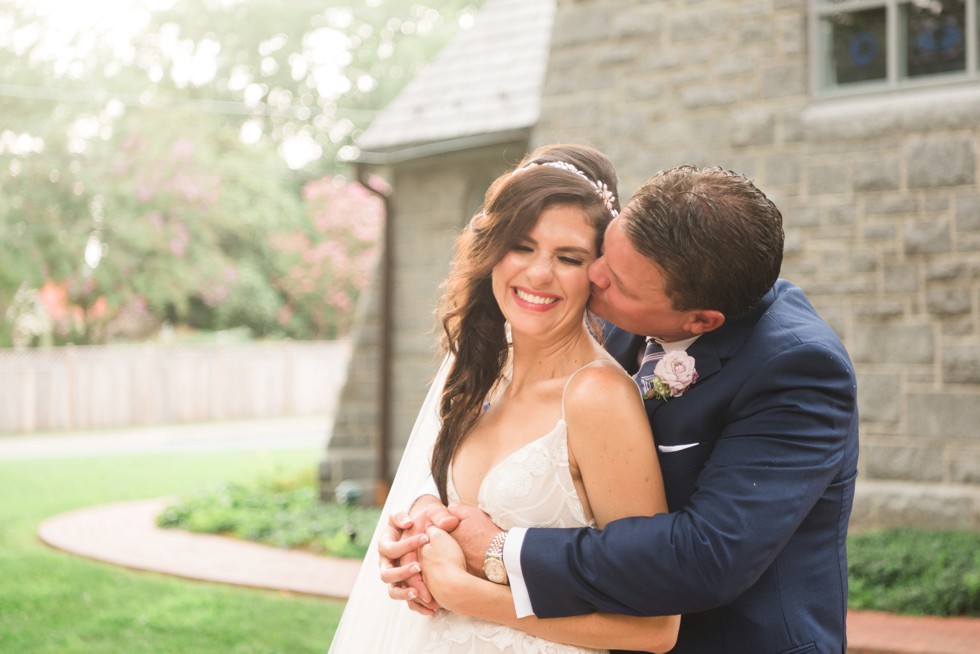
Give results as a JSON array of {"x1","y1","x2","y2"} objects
[{"x1": 588, "y1": 218, "x2": 693, "y2": 341}]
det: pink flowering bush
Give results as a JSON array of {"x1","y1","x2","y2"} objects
[{"x1": 271, "y1": 176, "x2": 383, "y2": 339}]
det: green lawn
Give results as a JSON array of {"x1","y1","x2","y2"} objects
[{"x1": 0, "y1": 448, "x2": 346, "y2": 654}]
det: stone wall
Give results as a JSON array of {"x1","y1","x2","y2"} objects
[
  {"x1": 534, "y1": 0, "x2": 980, "y2": 530},
  {"x1": 327, "y1": 0, "x2": 980, "y2": 528}
]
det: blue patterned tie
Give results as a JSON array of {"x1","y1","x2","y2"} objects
[{"x1": 633, "y1": 338, "x2": 665, "y2": 399}]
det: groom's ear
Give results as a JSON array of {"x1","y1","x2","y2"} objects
[{"x1": 684, "y1": 310, "x2": 725, "y2": 335}]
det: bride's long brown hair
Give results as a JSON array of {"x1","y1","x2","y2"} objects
[{"x1": 431, "y1": 144, "x2": 621, "y2": 503}]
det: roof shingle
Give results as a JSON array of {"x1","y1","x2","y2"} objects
[{"x1": 357, "y1": 0, "x2": 555, "y2": 155}]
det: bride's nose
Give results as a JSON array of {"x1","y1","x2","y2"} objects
[{"x1": 526, "y1": 253, "x2": 555, "y2": 285}]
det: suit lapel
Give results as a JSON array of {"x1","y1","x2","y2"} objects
[
  {"x1": 685, "y1": 283, "x2": 777, "y2": 386},
  {"x1": 602, "y1": 284, "x2": 778, "y2": 402},
  {"x1": 602, "y1": 324, "x2": 646, "y2": 375}
]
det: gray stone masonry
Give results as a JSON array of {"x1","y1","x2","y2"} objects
[
  {"x1": 335, "y1": 0, "x2": 980, "y2": 529},
  {"x1": 533, "y1": 0, "x2": 980, "y2": 531}
]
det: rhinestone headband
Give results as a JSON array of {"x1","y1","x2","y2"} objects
[{"x1": 511, "y1": 161, "x2": 618, "y2": 217}]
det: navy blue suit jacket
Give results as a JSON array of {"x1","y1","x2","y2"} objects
[{"x1": 520, "y1": 280, "x2": 859, "y2": 654}]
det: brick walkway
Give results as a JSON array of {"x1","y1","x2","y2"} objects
[
  {"x1": 38, "y1": 497, "x2": 360, "y2": 599},
  {"x1": 38, "y1": 497, "x2": 980, "y2": 654}
]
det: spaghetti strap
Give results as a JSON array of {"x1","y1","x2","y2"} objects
[{"x1": 560, "y1": 358, "x2": 628, "y2": 419}]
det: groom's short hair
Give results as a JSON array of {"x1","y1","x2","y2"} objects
[{"x1": 620, "y1": 165, "x2": 784, "y2": 319}]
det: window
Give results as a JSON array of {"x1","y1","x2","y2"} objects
[{"x1": 811, "y1": 0, "x2": 979, "y2": 94}]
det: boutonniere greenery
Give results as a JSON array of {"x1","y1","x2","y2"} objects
[{"x1": 643, "y1": 350, "x2": 699, "y2": 401}]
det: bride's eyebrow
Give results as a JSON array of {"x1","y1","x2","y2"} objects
[{"x1": 556, "y1": 245, "x2": 594, "y2": 257}]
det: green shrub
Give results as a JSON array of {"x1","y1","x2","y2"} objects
[
  {"x1": 848, "y1": 528, "x2": 980, "y2": 616},
  {"x1": 160, "y1": 475, "x2": 980, "y2": 618},
  {"x1": 157, "y1": 467, "x2": 381, "y2": 559}
]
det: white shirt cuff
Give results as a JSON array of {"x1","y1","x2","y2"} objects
[{"x1": 503, "y1": 527, "x2": 534, "y2": 618}]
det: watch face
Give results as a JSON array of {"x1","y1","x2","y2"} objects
[{"x1": 484, "y1": 558, "x2": 507, "y2": 584}]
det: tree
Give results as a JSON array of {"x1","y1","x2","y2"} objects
[
  {"x1": 273, "y1": 175, "x2": 384, "y2": 339},
  {"x1": 0, "y1": 0, "x2": 483, "y2": 345}
]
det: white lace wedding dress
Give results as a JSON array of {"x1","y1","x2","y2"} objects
[
  {"x1": 328, "y1": 358, "x2": 609, "y2": 654},
  {"x1": 418, "y1": 362, "x2": 607, "y2": 654}
]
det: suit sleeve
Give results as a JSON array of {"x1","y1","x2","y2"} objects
[{"x1": 520, "y1": 341, "x2": 857, "y2": 617}]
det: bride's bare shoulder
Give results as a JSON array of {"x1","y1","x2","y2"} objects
[{"x1": 563, "y1": 358, "x2": 638, "y2": 409}]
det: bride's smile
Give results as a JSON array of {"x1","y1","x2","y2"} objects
[{"x1": 492, "y1": 203, "x2": 596, "y2": 341}]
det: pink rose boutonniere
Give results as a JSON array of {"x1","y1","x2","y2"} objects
[{"x1": 644, "y1": 350, "x2": 698, "y2": 401}]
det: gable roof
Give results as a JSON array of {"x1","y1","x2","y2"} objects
[{"x1": 355, "y1": 0, "x2": 555, "y2": 162}]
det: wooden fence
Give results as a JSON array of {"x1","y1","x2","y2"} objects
[{"x1": 0, "y1": 340, "x2": 351, "y2": 434}]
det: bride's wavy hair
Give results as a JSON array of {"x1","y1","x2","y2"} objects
[{"x1": 431, "y1": 144, "x2": 620, "y2": 503}]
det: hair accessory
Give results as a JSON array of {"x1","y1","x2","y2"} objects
[{"x1": 512, "y1": 161, "x2": 619, "y2": 217}]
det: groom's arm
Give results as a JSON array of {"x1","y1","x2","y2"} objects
[
  {"x1": 520, "y1": 341, "x2": 858, "y2": 618},
  {"x1": 442, "y1": 506, "x2": 534, "y2": 617}
]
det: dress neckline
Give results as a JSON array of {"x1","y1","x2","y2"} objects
[{"x1": 448, "y1": 358, "x2": 619, "y2": 505}]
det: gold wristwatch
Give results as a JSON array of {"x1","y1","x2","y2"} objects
[{"x1": 483, "y1": 531, "x2": 509, "y2": 585}]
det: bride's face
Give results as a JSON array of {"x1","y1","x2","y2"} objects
[{"x1": 491, "y1": 203, "x2": 597, "y2": 343}]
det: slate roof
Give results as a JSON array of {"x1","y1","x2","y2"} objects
[{"x1": 356, "y1": 0, "x2": 555, "y2": 161}]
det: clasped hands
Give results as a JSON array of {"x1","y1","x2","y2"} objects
[{"x1": 378, "y1": 495, "x2": 499, "y2": 616}]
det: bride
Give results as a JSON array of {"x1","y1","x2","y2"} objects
[{"x1": 328, "y1": 144, "x2": 679, "y2": 653}]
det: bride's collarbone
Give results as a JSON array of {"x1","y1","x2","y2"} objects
[
  {"x1": 482, "y1": 392, "x2": 563, "y2": 437},
  {"x1": 456, "y1": 407, "x2": 557, "y2": 463}
]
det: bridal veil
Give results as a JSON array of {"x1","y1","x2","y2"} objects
[{"x1": 327, "y1": 355, "x2": 451, "y2": 653}]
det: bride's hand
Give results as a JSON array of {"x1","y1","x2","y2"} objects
[
  {"x1": 378, "y1": 496, "x2": 459, "y2": 616},
  {"x1": 419, "y1": 526, "x2": 469, "y2": 612}
]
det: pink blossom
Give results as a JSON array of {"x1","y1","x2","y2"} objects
[{"x1": 169, "y1": 221, "x2": 189, "y2": 258}]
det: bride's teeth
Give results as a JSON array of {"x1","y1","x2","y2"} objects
[{"x1": 516, "y1": 289, "x2": 557, "y2": 305}]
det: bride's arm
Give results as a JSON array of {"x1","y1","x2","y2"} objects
[
  {"x1": 421, "y1": 529, "x2": 679, "y2": 653},
  {"x1": 421, "y1": 365, "x2": 680, "y2": 653},
  {"x1": 564, "y1": 363, "x2": 668, "y2": 527}
]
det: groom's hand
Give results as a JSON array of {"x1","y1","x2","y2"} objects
[
  {"x1": 448, "y1": 503, "x2": 501, "y2": 577},
  {"x1": 378, "y1": 495, "x2": 458, "y2": 616}
]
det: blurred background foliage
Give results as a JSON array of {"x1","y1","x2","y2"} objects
[{"x1": 0, "y1": 0, "x2": 482, "y2": 347}]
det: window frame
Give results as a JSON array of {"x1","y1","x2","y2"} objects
[{"x1": 809, "y1": 0, "x2": 979, "y2": 97}]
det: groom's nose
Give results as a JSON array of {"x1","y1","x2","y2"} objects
[{"x1": 588, "y1": 256, "x2": 610, "y2": 288}]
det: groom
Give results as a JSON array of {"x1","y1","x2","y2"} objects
[{"x1": 382, "y1": 165, "x2": 859, "y2": 654}]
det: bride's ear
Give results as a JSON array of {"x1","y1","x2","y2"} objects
[{"x1": 684, "y1": 310, "x2": 725, "y2": 335}]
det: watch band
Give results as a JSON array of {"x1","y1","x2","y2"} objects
[{"x1": 483, "y1": 530, "x2": 509, "y2": 585}]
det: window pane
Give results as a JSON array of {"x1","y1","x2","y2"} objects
[
  {"x1": 904, "y1": 0, "x2": 967, "y2": 77},
  {"x1": 824, "y1": 8, "x2": 888, "y2": 85}
]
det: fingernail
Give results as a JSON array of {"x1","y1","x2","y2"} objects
[
  {"x1": 411, "y1": 563, "x2": 421, "y2": 574},
  {"x1": 419, "y1": 534, "x2": 429, "y2": 544},
  {"x1": 407, "y1": 589, "x2": 417, "y2": 600}
]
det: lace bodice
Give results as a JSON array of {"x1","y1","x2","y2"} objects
[
  {"x1": 449, "y1": 418, "x2": 595, "y2": 531},
  {"x1": 421, "y1": 362, "x2": 609, "y2": 654}
]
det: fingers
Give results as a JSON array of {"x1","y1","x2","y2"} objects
[
  {"x1": 433, "y1": 512, "x2": 460, "y2": 532},
  {"x1": 380, "y1": 559, "x2": 420, "y2": 586},
  {"x1": 380, "y1": 545, "x2": 436, "y2": 608},
  {"x1": 405, "y1": 598, "x2": 438, "y2": 617},
  {"x1": 385, "y1": 576, "x2": 439, "y2": 617},
  {"x1": 425, "y1": 525, "x2": 452, "y2": 545},
  {"x1": 387, "y1": 510, "x2": 414, "y2": 531},
  {"x1": 378, "y1": 531, "x2": 429, "y2": 563},
  {"x1": 375, "y1": 504, "x2": 450, "y2": 617},
  {"x1": 383, "y1": 563, "x2": 437, "y2": 610}
]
